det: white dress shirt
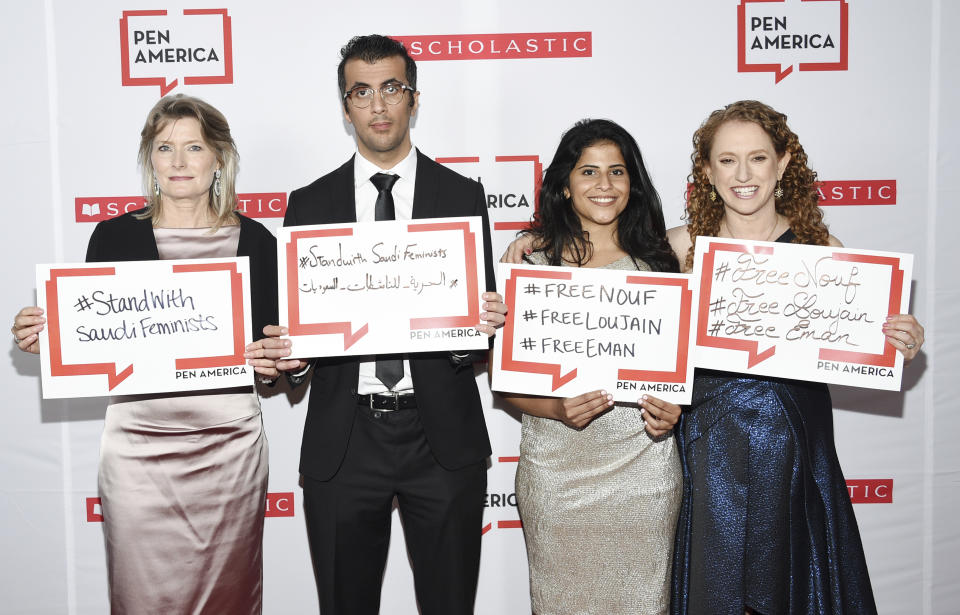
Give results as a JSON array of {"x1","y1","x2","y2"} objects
[{"x1": 354, "y1": 147, "x2": 418, "y2": 395}]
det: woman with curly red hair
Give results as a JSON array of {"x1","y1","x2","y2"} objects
[{"x1": 667, "y1": 100, "x2": 924, "y2": 615}]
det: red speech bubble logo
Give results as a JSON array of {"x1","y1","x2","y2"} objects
[
  {"x1": 46, "y1": 267, "x2": 133, "y2": 389},
  {"x1": 436, "y1": 155, "x2": 542, "y2": 233},
  {"x1": 45, "y1": 263, "x2": 246, "y2": 391},
  {"x1": 697, "y1": 243, "x2": 905, "y2": 369},
  {"x1": 500, "y1": 269, "x2": 578, "y2": 391},
  {"x1": 286, "y1": 227, "x2": 369, "y2": 351},
  {"x1": 616, "y1": 275, "x2": 693, "y2": 384},
  {"x1": 119, "y1": 8, "x2": 233, "y2": 96},
  {"x1": 737, "y1": 0, "x2": 848, "y2": 83}
]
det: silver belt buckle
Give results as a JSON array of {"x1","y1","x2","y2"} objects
[{"x1": 375, "y1": 391, "x2": 400, "y2": 412}]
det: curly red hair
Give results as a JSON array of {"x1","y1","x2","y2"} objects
[{"x1": 683, "y1": 100, "x2": 829, "y2": 270}]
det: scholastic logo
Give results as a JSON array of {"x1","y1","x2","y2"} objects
[
  {"x1": 738, "y1": 0, "x2": 848, "y2": 83},
  {"x1": 120, "y1": 8, "x2": 233, "y2": 96},
  {"x1": 86, "y1": 492, "x2": 295, "y2": 522},
  {"x1": 846, "y1": 479, "x2": 893, "y2": 504},
  {"x1": 391, "y1": 32, "x2": 591, "y2": 61},
  {"x1": 86, "y1": 497, "x2": 104, "y2": 522},
  {"x1": 685, "y1": 179, "x2": 895, "y2": 206},
  {"x1": 75, "y1": 193, "x2": 288, "y2": 222},
  {"x1": 265, "y1": 492, "x2": 295, "y2": 517},
  {"x1": 818, "y1": 180, "x2": 896, "y2": 206}
]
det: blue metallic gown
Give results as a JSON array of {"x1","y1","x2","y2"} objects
[{"x1": 671, "y1": 230, "x2": 878, "y2": 615}]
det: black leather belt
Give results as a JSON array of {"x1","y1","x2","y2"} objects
[{"x1": 357, "y1": 393, "x2": 417, "y2": 411}]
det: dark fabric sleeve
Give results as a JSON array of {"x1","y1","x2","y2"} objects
[
  {"x1": 85, "y1": 222, "x2": 106, "y2": 263},
  {"x1": 279, "y1": 189, "x2": 316, "y2": 386},
  {"x1": 237, "y1": 216, "x2": 278, "y2": 343},
  {"x1": 473, "y1": 181, "x2": 497, "y2": 293}
]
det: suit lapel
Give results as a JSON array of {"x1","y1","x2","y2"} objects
[
  {"x1": 331, "y1": 156, "x2": 358, "y2": 224},
  {"x1": 411, "y1": 150, "x2": 439, "y2": 220}
]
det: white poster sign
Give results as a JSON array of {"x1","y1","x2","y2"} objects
[
  {"x1": 37, "y1": 258, "x2": 253, "y2": 398},
  {"x1": 692, "y1": 237, "x2": 913, "y2": 390},
  {"x1": 278, "y1": 217, "x2": 488, "y2": 358},
  {"x1": 492, "y1": 263, "x2": 695, "y2": 404}
]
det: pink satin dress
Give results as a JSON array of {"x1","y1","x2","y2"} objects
[{"x1": 98, "y1": 226, "x2": 268, "y2": 614}]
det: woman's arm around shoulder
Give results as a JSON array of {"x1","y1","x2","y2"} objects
[{"x1": 666, "y1": 225, "x2": 692, "y2": 272}]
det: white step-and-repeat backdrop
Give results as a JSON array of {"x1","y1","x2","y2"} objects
[{"x1": 2, "y1": 1, "x2": 958, "y2": 613}]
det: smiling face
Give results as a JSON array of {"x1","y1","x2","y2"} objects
[
  {"x1": 704, "y1": 120, "x2": 790, "y2": 218},
  {"x1": 566, "y1": 141, "x2": 630, "y2": 232},
  {"x1": 150, "y1": 117, "x2": 219, "y2": 207},
  {"x1": 342, "y1": 55, "x2": 419, "y2": 168}
]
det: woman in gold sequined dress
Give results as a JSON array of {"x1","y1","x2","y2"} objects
[{"x1": 500, "y1": 119, "x2": 683, "y2": 615}]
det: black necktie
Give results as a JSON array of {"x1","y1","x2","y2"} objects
[
  {"x1": 370, "y1": 172, "x2": 403, "y2": 390},
  {"x1": 371, "y1": 172, "x2": 399, "y2": 221}
]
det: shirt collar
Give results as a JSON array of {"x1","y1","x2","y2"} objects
[{"x1": 354, "y1": 146, "x2": 418, "y2": 189}]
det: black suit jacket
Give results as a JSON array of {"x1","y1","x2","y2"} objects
[
  {"x1": 286, "y1": 151, "x2": 495, "y2": 480},
  {"x1": 84, "y1": 211, "x2": 279, "y2": 342}
]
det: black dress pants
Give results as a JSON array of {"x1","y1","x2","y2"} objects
[{"x1": 303, "y1": 403, "x2": 486, "y2": 615}]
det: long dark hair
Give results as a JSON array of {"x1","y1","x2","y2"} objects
[{"x1": 528, "y1": 119, "x2": 678, "y2": 273}]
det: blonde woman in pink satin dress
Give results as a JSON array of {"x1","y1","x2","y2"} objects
[{"x1": 12, "y1": 95, "x2": 284, "y2": 614}]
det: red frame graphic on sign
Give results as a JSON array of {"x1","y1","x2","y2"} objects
[
  {"x1": 170, "y1": 262, "x2": 246, "y2": 369},
  {"x1": 119, "y1": 8, "x2": 234, "y2": 96},
  {"x1": 44, "y1": 263, "x2": 246, "y2": 391},
  {"x1": 616, "y1": 275, "x2": 693, "y2": 384},
  {"x1": 696, "y1": 242, "x2": 905, "y2": 369},
  {"x1": 737, "y1": 0, "x2": 849, "y2": 83},
  {"x1": 285, "y1": 222, "x2": 481, "y2": 350},
  {"x1": 435, "y1": 155, "x2": 542, "y2": 231},
  {"x1": 500, "y1": 268, "x2": 692, "y2": 391}
]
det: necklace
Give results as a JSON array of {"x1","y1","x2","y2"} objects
[{"x1": 720, "y1": 215, "x2": 783, "y2": 242}]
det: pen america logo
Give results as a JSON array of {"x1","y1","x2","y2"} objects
[
  {"x1": 482, "y1": 456, "x2": 523, "y2": 535},
  {"x1": 119, "y1": 8, "x2": 233, "y2": 95},
  {"x1": 738, "y1": 0, "x2": 848, "y2": 83},
  {"x1": 391, "y1": 32, "x2": 591, "y2": 61},
  {"x1": 436, "y1": 155, "x2": 542, "y2": 259}
]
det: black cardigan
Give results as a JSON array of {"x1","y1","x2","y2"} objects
[{"x1": 84, "y1": 211, "x2": 278, "y2": 341}]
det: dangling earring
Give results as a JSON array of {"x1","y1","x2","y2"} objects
[
  {"x1": 213, "y1": 168, "x2": 222, "y2": 198},
  {"x1": 774, "y1": 180, "x2": 784, "y2": 199},
  {"x1": 153, "y1": 174, "x2": 160, "y2": 197},
  {"x1": 709, "y1": 185, "x2": 718, "y2": 202}
]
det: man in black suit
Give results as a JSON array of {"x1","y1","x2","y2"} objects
[{"x1": 254, "y1": 35, "x2": 505, "y2": 614}]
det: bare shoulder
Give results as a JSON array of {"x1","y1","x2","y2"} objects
[
  {"x1": 827, "y1": 234, "x2": 843, "y2": 247},
  {"x1": 666, "y1": 225, "x2": 692, "y2": 258}
]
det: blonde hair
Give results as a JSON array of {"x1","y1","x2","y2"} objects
[{"x1": 137, "y1": 94, "x2": 239, "y2": 230}]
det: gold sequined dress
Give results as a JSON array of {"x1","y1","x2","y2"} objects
[{"x1": 515, "y1": 252, "x2": 682, "y2": 615}]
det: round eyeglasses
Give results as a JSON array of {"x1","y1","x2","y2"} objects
[{"x1": 343, "y1": 82, "x2": 416, "y2": 108}]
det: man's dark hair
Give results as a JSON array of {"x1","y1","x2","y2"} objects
[{"x1": 338, "y1": 35, "x2": 417, "y2": 108}]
